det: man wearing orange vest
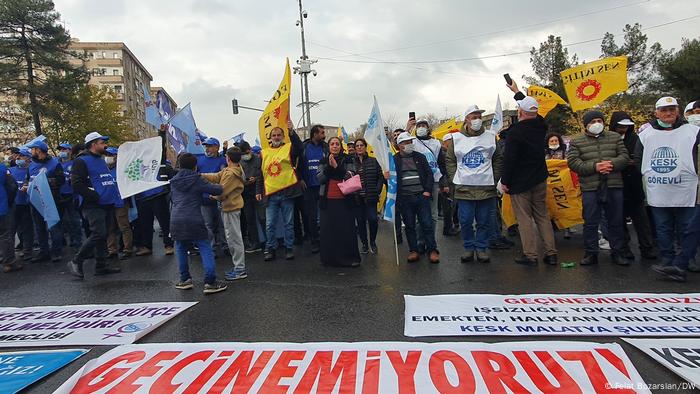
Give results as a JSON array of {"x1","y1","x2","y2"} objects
[{"x1": 256, "y1": 122, "x2": 304, "y2": 261}]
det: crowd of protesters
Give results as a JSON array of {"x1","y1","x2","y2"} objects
[{"x1": 0, "y1": 83, "x2": 698, "y2": 294}]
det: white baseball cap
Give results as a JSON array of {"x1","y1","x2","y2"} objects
[
  {"x1": 416, "y1": 118, "x2": 430, "y2": 126},
  {"x1": 464, "y1": 105, "x2": 485, "y2": 117},
  {"x1": 655, "y1": 96, "x2": 678, "y2": 108},
  {"x1": 396, "y1": 131, "x2": 415, "y2": 144},
  {"x1": 617, "y1": 119, "x2": 634, "y2": 126},
  {"x1": 516, "y1": 96, "x2": 539, "y2": 113},
  {"x1": 84, "y1": 131, "x2": 109, "y2": 144},
  {"x1": 442, "y1": 133, "x2": 454, "y2": 142},
  {"x1": 685, "y1": 101, "x2": 696, "y2": 114}
]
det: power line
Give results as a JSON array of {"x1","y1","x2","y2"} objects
[
  {"x1": 310, "y1": 0, "x2": 652, "y2": 60},
  {"x1": 314, "y1": 15, "x2": 700, "y2": 65}
]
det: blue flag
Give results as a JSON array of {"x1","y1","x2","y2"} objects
[
  {"x1": 155, "y1": 90, "x2": 174, "y2": 122},
  {"x1": 28, "y1": 170, "x2": 60, "y2": 229},
  {"x1": 341, "y1": 126, "x2": 349, "y2": 143},
  {"x1": 384, "y1": 157, "x2": 398, "y2": 223},
  {"x1": 143, "y1": 86, "x2": 161, "y2": 128},
  {"x1": 232, "y1": 133, "x2": 245, "y2": 144},
  {"x1": 0, "y1": 349, "x2": 87, "y2": 394},
  {"x1": 169, "y1": 104, "x2": 205, "y2": 155}
]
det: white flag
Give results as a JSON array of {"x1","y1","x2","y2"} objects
[
  {"x1": 363, "y1": 96, "x2": 390, "y2": 172},
  {"x1": 116, "y1": 137, "x2": 169, "y2": 199},
  {"x1": 490, "y1": 95, "x2": 503, "y2": 133}
]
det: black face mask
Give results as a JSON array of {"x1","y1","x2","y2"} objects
[{"x1": 229, "y1": 152, "x2": 242, "y2": 164}]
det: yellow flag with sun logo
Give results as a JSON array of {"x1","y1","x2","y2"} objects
[
  {"x1": 560, "y1": 56, "x2": 628, "y2": 112},
  {"x1": 259, "y1": 59, "x2": 291, "y2": 150},
  {"x1": 261, "y1": 143, "x2": 297, "y2": 196},
  {"x1": 527, "y1": 86, "x2": 568, "y2": 117}
]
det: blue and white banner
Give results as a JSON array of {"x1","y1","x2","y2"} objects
[
  {"x1": 0, "y1": 349, "x2": 87, "y2": 394},
  {"x1": 169, "y1": 104, "x2": 205, "y2": 155},
  {"x1": 28, "y1": 170, "x2": 60, "y2": 229},
  {"x1": 363, "y1": 97, "x2": 396, "y2": 222},
  {"x1": 143, "y1": 85, "x2": 162, "y2": 129}
]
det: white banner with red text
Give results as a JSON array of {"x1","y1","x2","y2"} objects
[
  {"x1": 0, "y1": 302, "x2": 196, "y2": 347},
  {"x1": 55, "y1": 341, "x2": 649, "y2": 393},
  {"x1": 623, "y1": 338, "x2": 700, "y2": 390},
  {"x1": 404, "y1": 294, "x2": 700, "y2": 337}
]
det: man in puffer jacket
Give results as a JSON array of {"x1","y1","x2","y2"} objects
[{"x1": 567, "y1": 110, "x2": 630, "y2": 267}]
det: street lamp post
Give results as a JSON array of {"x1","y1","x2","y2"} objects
[{"x1": 293, "y1": 0, "x2": 316, "y2": 129}]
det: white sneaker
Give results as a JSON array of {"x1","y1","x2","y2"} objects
[{"x1": 598, "y1": 238, "x2": 611, "y2": 250}]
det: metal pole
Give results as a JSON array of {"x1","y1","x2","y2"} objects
[
  {"x1": 298, "y1": 73, "x2": 306, "y2": 129},
  {"x1": 303, "y1": 72, "x2": 311, "y2": 128},
  {"x1": 297, "y1": 0, "x2": 312, "y2": 128}
]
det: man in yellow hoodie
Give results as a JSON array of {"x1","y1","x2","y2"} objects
[{"x1": 202, "y1": 146, "x2": 247, "y2": 281}]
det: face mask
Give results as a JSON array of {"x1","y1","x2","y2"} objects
[
  {"x1": 229, "y1": 152, "x2": 242, "y2": 164},
  {"x1": 548, "y1": 144, "x2": 560, "y2": 150},
  {"x1": 470, "y1": 119, "x2": 483, "y2": 131},
  {"x1": 687, "y1": 114, "x2": 700, "y2": 127},
  {"x1": 657, "y1": 119, "x2": 673, "y2": 128},
  {"x1": 402, "y1": 145, "x2": 415, "y2": 154},
  {"x1": 587, "y1": 123, "x2": 604, "y2": 135},
  {"x1": 204, "y1": 151, "x2": 215, "y2": 158},
  {"x1": 105, "y1": 157, "x2": 115, "y2": 165},
  {"x1": 58, "y1": 151, "x2": 69, "y2": 160},
  {"x1": 416, "y1": 127, "x2": 428, "y2": 137},
  {"x1": 16, "y1": 159, "x2": 27, "y2": 168},
  {"x1": 3, "y1": 155, "x2": 9, "y2": 162},
  {"x1": 242, "y1": 153, "x2": 253, "y2": 161}
]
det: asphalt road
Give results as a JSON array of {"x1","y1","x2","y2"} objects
[{"x1": 2, "y1": 221, "x2": 698, "y2": 393}]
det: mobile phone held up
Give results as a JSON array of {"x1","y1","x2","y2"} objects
[
  {"x1": 408, "y1": 112, "x2": 416, "y2": 120},
  {"x1": 503, "y1": 73, "x2": 513, "y2": 86}
]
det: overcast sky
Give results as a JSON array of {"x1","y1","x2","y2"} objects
[{"x1": 54, "y1": 0, "x2": 699, "y2": 142}]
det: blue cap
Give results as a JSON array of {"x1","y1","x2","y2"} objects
[
  {"x1": 202, "y1": 137, "x2": 220, "y2": 146},
  {"x1": 18, "y1": 148, "x2": 31, "y2": 157},
  {"x1": 26, "y1": 140, "x2": 48, "y2": 152},
  {"x1": 251, "y1": 146, "x2": 262, "y2": 154},
  {"x1": 58, "y1": 143, "x2": 72, "y2": 150},
  {"x1": 105, "y1": 147, "x2": 119, "y2": 155}
]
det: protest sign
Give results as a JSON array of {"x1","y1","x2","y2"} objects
[
  {"x1": 624, "y1": 338, "x2": 700, "y2": 390},
  {"x1": 0, "y1": 302, "x2": 196, "y2": 347},
  {"x1": 0, "y1": 349, "x2": 87, "y2": 393},
  {"x1": 55, "y1": 341, "x2": 648, "y2": 393},
  {"x1": 116, "y1": 137, "x2": 169, "y2": 199},
  {"x1": 405, "y1": 294, "x2": 700, "y2": 337}
]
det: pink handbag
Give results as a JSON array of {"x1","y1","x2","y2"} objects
[{"x1": 337, "y1": 174, "x2": 362, "y2": 195}]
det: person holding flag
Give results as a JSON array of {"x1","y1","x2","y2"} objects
[
  {"x1": 0, "y1": 160, "x2": 18, "y2": 273},
  {"x1": 446, "y1": 105, "x2": 503, "y2": 263},
  {"x1": 25, "y1": 139, "x2": 64, "y2": 263},
  {"x1": 67, "y1": 132, "x2": 122, "y2": 279},
  {"x1": 256, "y1": 122, "x2": 304, "y2": 262}
]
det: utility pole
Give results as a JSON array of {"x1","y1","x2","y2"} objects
[{"x1": 293, "y1": 0, "x2": 316, "y2": 130}]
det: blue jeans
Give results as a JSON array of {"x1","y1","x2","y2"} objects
[
  {"x1": 651, "y1": 206, "x2": 696, "y2": 264},
  {"x1": 458, "y1": 198, "x2": 495, "y2": 252},
  {"x1": 265, "y1": 194, "x2": 295, "y2": 250},
  {"x1": 176, "y1": 240, "x2": 216, "y2": 284},
  {"x1": 673, "y1": 205, "x2": 700, "y2": 270},
  {"x1": 582, "y1": 189, "x2": 624, "y2": 255},
  {"x1": 201, "y1": 204, "x2": 225, "y2": 252},
  {"x1": 399, "y1": 194, "x2": 437, "y2": 253}
]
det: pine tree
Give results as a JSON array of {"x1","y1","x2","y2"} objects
[{"x1": 0, "y1": 0, "x2": 88, "y2": 136}]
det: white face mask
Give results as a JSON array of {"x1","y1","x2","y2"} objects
[
  {"x1": 416, "y1": 127, "x2": 428, "y2": 137},
  {"x1": 587, "y1": 123, "x2": 605, "y2": 135},
  {"x1": 105, "y1": 156, "x2": 115, "y2": 165},
  {"x1": 470, "y1": 119, "x2": 483, "y2": 130},
  {"x1": 548, "y1": 144, "x2": 560, "y2": 150},
  {"x1": 402, "y1": 144, "x2": 415, "y2": 154},
  {"x1": 688, "y1": 114, "x2": 700, "y2": 127}
]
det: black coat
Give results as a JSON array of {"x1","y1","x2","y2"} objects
[
  {"x1": 317, "y1": 153, "x2": 355, "y2": 208},
  {"x1": 169, "y1": 169, "x2": 223, "y2": 241},
  {"x1": 501, "y1": 92, "x2": 549, "y2": 194},
  {"x1": 351, "y1": 153, "x2": 384, "y2": 203},
  {"x1": 393, "y1": 151, "x2": 434, "y2": 198}
]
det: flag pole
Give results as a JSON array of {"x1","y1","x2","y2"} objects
[{"x1": 393, "y1": 218, "x2": 400, "y2": 266}]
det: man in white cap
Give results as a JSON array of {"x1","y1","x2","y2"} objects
[
  {"x1": 445, "y1": 105, "x2": 503, "y2": 263},
  {"x1": 393, "y1": 131, "x2": 439, "y2": 263},
  {"x1": 501, "y1": 80, "x2": 558, "y2": 265},
  {"x1": 636, "y1": 97, "x2": 700, "y2": 282},
  {"x1": 686, "y1": 100, "x2": 700, "y2": 127},
  {"x1": 67, "y1": 131, "x2": 122, "y2": 279}
]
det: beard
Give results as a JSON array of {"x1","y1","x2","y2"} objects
[{"x1": 271, "y1": 140, "x2": 284, "y2": 148}]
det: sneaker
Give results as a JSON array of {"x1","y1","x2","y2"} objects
[
  {"x1": 135, "y1": 247, "x2": 152, "y2": 256},
  {"x1": 361, "y1": 244, "x2": 370, "y2": 254},
  {"x1": 264, "y1": 250, "x2": 275, "y2": 261},
  {"x1": 476, "y1": 250, "x2": 490, "y2": 263},
  {"x1": 175, "y1": 278, "x2": 194, "y2": 290},
  {"x1": 67, "y1": 261, "x2": 84, "y2": 279},
  {"x1": 429, "y1": 250, "x2": 440, "y2": 264},
  {"x1": 225, "y1": 270, "x2": 248, "y2": 281},
  {"x1": 543, "y1": 254, "x2": 558, "y2": 265},
  {"x1": 407, "y1": 251, "x2": 420, "y2": 263},
  {"x1": 460, "y1": 251, "x2": 475, "y2": 263},
  {"x1": 95, "y1": 266, "x2": 122, "y2": 276},
  {"x1": 598, "y1": 238, "x2": 611, "y2": 250},
  {"x1": 119, "y1": 251, "x2": 132, "y2": 260},
  {"x1": 580, "y1": 254, "x2": 598, "y2": 266},
  {"x1": 488, "y1": 239, "x2": 511, "y2": 250},
  {"x1": 285, "y1": 248, "x2": 295, "y2": 260},
  {"x1": 651, "y1": 264, "x2": 687, "y2": 282},
  {"x1": 203, "y1": 281, "x2": 228, "y2": 294},
  {"x1": 370, "y1": 243, "x2": 378, "y2": 254},
  {"x1": 164, "y1": 246, "x2": 175, "y2": 256},
  {"x1": 245, "y1": 244, "x2": 263, "y2": 254},
  {"x1": 514, "y1": 256, "x2": 538, "y2": 266}
]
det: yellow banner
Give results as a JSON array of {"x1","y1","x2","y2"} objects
[
  {"x1": 432, "y1": 118, "x2": 462, "y2": 141},
  {"x1": 259, "y1": 59, "x2": 291, "y2": 150},
  {"x1": 560, "y1": 56, "x2": 628, "y2": 112},
  {"x1": 527, "y1": 86, "x2": 568, "y2": 117},
  {"x1": 501, "y1": 160, "x2": 583, "y2": 229},
  {"x1": 261, "y1": 143, "x2": 298, "y2": 196}
]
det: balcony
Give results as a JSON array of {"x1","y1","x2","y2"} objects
[{"x1": 91, "y1": 75, "x2": 124, "y2": 84}]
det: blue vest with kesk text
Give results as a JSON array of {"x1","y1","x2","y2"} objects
[
  {"x1": 60, "y1": 159, "x2": 74, "y2": 196},
  {"x1": 0, "y1": 164, "x2": 9, "y2": 215},
  {"x1": 9, "y1": 166, "x2": 29, "y2": 205},
  {"x1": 28, "y1": 157, "x2": 60, "y2": 183},
  {"x1": 78, "y1": 155, "x2": 120, "y2": 206},
  {"x1": 303, "y1": 143, "x2": 324, "y2": 187}
]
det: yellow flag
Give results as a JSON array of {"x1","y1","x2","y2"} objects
[
  {"x1": 259, "y1": 59, "x2": 291, "y2": 150},
  {"x1": 560, "y1": 56, "x2": 628, "y2": 112},
  {"x1": 527, "y1": 86, "x2": 568, "y2": 117},
  {"x1": 261, "y1": 143, "x2": 298, "y2": 196},
  {"x1": 432, "y1": 118, "x2": 462, "y2": 141}
]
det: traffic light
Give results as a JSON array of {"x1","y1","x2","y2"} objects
[{"x1": 232, "y1": 99, "x2": 239, "y2": 115}]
